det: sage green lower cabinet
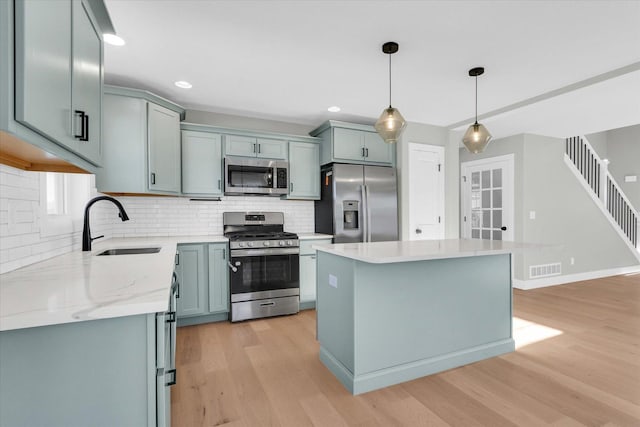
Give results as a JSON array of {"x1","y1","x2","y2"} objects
[
  {"x1": 176, "y1": 242, "x2": 230, "y2": 326},
  {"x1": 181, "y1": 130, "x2": 223, "y2": 196},
  {"x1": 298, "y1": 238, "x2": 332, "y2": 309},
  {"x1": 286, "y1": 141, "x2": 320, "y2": 200},
  {"x1": 0, "y1": 314, "x2": 170, "y2": 427},
  {"x1": 208, "y1": 243, "x2": 229, "y2": 313},
  {"x1": 175, "y1": 244, "x2": 207, "y2": 317}
]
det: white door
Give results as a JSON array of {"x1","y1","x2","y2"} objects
[
  {"x1": 409, "y1": 143, "x2": 445, "y2": 240},
  {"x1": 461, "y1": 154, "x2": 514, "y2": 241}
]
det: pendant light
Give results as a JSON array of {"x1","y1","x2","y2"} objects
[
  {"x1": 374, "y1": 41, "x2": 406, "y2": 144},
  {"x1": 462, "y1": 67, "x2": 492, "y2": 153}
]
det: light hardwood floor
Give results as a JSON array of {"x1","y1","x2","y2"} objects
[{"x1": 172, "y1": 273, "x2": 640, "y2": 426}]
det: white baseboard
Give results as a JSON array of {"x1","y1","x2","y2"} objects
[{"x1": 513, "y1": 265, "x2": 640, "y2": 290}]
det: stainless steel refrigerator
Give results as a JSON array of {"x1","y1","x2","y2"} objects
[{"x1": 315, "y1": 163, "x2": 398, "y2": 243}]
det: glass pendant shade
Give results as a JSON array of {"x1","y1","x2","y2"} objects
[
  {"x1": 375, "y1": 106, "x2": 406, "y2": 144},
  {"x1": 462, "y1": 122, "x2": 492, "y2": 154}
]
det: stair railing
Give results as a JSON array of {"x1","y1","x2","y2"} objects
[{"x1": 565, "y1": 136, "x2": 638, "y2": 249}]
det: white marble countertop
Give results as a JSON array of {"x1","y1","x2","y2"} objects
[
  {"x1": 0, "y1": 235, "x2": 227, "y2": 332},
  {"x1": 298, "y1": 233, "x2": 333, "y2": 240},
  {"x1": 315, "y1": 239, "x2": 530, "y2": 264}
]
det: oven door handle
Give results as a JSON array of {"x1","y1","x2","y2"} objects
[{"x1": 231, "y1": 248, "x2": 300, "y2": 257}]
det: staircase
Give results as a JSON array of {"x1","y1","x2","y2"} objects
[{"x1": 565, "y1": 136, "x2": 639, "y2": 259}]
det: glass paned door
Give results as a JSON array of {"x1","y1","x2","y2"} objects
[{"x1": 462, "y1": 155, "x2": 514, "y2": 241}]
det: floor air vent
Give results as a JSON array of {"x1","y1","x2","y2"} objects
[{"x1": 529, "y1": 263, "x2": 562, "y2": 279}]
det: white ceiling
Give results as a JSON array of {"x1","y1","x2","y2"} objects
[{"x1": 103, "y1": 0, "x2": 640, "y2": 139}]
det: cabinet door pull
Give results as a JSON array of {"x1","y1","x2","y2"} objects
[
  {"x1": 290, "y1": 182, "x2": 293, "y2": 192},
  {"x1": 253, "y1": 143, "x2": 257, "y2": 153},
  {"x1": 82, "y1": 113, "x2": 89, "y2": 142},
  {"x1": 361, "y1": 147, "x2": 365, "y2": 158},
  {"x1": 175, "y1": 253, "x2": 179, "y2": 265},
  {"x1": 365, "y1": 147, "x2": 369, "y2": 157},
  {"x1": 257, "y1": 144, "x2": 261, "y2": 154},
  {"x1": 151, "y1": 173, "x2": 156, "y2": 185},
  {"x1": 165, "y1": 369, "x2": 177, "y2": 386},
  {"x1": 73, "y1": 110, "x2": 85, "y2": 140},
  {"x1": 217, "y1": 179, "x2": 221, "y2": 190}
]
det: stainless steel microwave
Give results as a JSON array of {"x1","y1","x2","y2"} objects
[{"x1": 224, "y1": 156, "x2": 288, "y2": 196}]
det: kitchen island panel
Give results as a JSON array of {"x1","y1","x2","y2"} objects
[
  {"x1": 316, "y1": 253, "x2": 356, "y2": 373},
  {"x1": 317, "y1": 250, "x2": 515, "y2": 395},
  {"x1": 353, "y1": 254, "x2": 512, "y2": 374}
]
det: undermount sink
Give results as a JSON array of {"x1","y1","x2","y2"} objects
[{"x1": 97, "y1": 247, "x2": 161, "y2": 256}]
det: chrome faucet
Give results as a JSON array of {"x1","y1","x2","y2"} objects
[{"x1": 82, "y1": 196, "x2": 130, "y2": 251}]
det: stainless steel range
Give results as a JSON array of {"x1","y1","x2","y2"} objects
[{"x1": 224, "y1": 212, "x2": 300, "y2": 322}]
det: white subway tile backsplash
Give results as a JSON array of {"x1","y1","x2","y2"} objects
[
  {"x1": 0, "y1": 163, "x2": 316, "y2": 273},
  {"x1": 109, "y1": 196, "x2": 314, "y2": 237}
]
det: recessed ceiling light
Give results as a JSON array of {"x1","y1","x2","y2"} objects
[
  {"x1": 328, "y1": 106, "x2": 341, "y2": 113},
  {"x1": 103, "y1": 33, "x2": 125, "y2": 46},
  {"x1": 174, "y1": 81, "x2": 193, "y2": 89}
]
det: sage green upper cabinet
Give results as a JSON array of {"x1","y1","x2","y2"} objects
[
  {"x1": 310, "y1": 120, "x2": 395, "y2": 166},
  {"x1": 256, "y1": 138, "x2": 287, "y2": 159},
  {"x1": 96, "y1": 86, "x2": 184, "y2": 195},
  {"x1": 363, "y1": 131, "x2": 391, "y2": 163},
  {"x1": 181, "y1": 130, "x2": 223, "y2": 196},
  {"x1": 148, "y1": 103, "x2": 181, "y2": 193},
  {"x1": 13, "y1": 0, "x2": 103, "y2": 166},
  {"x1": 224, "y1": 135, "x2": 287, "y2": 159},
  {"x1": 286, "y1": 141, "x2": 320, "y2": 200},
  {"x1": 332, "y1": 128, "x2": 363, "y2": 161},
  {"x1": 71, "y1": 0, "x2": 102, "y2": 163}
]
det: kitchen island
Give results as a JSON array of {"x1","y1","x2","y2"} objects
[{"x1": 315, "y1": 239, "x2": 520, "y2": 395}]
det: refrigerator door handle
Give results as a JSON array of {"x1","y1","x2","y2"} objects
[
  {"x1": 365, "y1": 185, "x2": 372, "y2": 242},
  {"x1": 361, "y1": 184, "x2": 368, "y2": 242}
]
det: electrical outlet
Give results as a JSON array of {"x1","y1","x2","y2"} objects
[
  {"x1": 529, "y1": 211, "x2": 536, "y2": 220},
  {"x1": 570, "y1": 257, "x2": 575, "y2": 265}
]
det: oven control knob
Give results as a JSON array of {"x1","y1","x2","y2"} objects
[
  {"x1": 287, "y1": 240, "x2": 292, "y2": 246},
  {"x1": 248, "y1": 242, "x2": 254, "y2": 247},
  {"x1": 263, "y1": 241, "x2": 270, "y2": 247},
  {"x1": 279, "y1": 241, "x2": 285, "y2": 246},
  {"x1": 238, "y1": 242, "x2": 245, "y2": 248}
]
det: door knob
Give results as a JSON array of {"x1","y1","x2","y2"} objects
[
  {"x1": 415, "y1": 229, "x2": 422, "y2": 234},
  {"x1": 501, "y1": 226, "x2": 507, "y2": 231}
]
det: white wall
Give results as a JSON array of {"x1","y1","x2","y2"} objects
[
  {"x1": 0, "y1": 165, "x2": 111, "y2": 274},
  {"x1": 185, "y1": 110, "x2": 313, "y2": 135},
  {"x1": 460, "y1": 133, "x2": 639, "y2": 282}
]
